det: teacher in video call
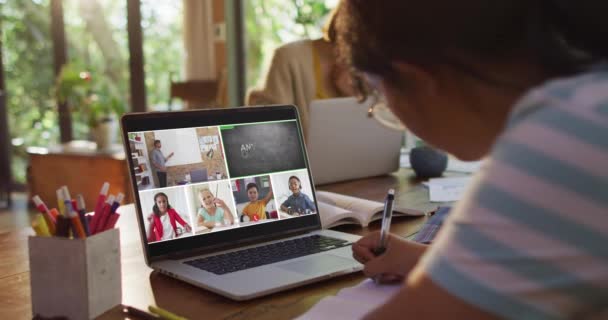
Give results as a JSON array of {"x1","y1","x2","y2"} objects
[{"x1": 150, "y1": 139, "x2": 174, "y2": 188}]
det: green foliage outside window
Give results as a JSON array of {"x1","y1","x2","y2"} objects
[
  {"x1": 2, "y1": 0, "x2": 182, "y2": 184},
  {"x1": 2, "y1": 0, "x2": 57, "y2": 184},
  {"x1": 245, "y1": 0, "x2": 334, "y2": 89},
  {"x1": 1, "y1": 0, "x2": 330, "y2": 184}
]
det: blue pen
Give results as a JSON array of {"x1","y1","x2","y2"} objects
[
  {"x1": 110, "y1": 193, "x2": 125, "y2": 215},
  {"x1": 374, "y1": 189, "x2": 395, "y2": 256},
  {"x1": 373, "y1": 189, "x2": 395, "y2": 284}
]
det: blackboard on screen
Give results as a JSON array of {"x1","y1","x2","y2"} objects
[{"x1": 221, "y1": 121, "x2": 306, "y2": 178}]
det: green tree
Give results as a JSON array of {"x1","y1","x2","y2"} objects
[
  {"x1": 2, "y1": 0, "x2": 183, "y2": 183},
  {"x1": 2, "y1": 0, "x2": 57, "y2": 183},
  {"x1": 141, "y1": 0, "x2": 183, "y2": 110}
]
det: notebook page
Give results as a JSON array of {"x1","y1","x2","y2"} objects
[
  {"x1": 428, "y1": 176, "x2": 472, "y2": 202},
  {"x1": 296, "y1": 279, "x2": 401, "y2": 320}
]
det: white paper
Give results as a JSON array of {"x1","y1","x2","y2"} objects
[
  {"x1": 428, "y1": 176, "x2": 472, "y2": 202},
  {"x1": 446, "y1": 158, "x2": 482, "y2": 173},
  {"x1": 296, "y1": 279, "x2": 401, "y2": 320}
]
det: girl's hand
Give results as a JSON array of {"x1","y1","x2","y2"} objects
[
  {"x1": 214, "y1": 198, "x2": 226, "y2": 208},
  {"x1": 352, "y1": 231, "x2": 426, "y2": 283}
]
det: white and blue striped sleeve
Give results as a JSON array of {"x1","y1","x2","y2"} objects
[{"x1": 418, "y1": 80, "x2": 608, "y2": 320}]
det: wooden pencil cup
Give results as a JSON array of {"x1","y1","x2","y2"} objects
[{"x1": 28, "y1": 228, "x2": 122, "y2": 319}]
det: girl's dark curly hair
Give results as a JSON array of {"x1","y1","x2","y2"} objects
[{"x1": 336, "y1": 0, "x2": 608, "y2": 97}]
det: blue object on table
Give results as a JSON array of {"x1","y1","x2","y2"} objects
[
  {"x1": 413, "y1": 206, "x2": 451, "y2": 244},
  {"x1": 409, "y1": 146, "x2": 448, "y2": 178}
]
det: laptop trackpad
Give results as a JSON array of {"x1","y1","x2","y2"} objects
[{"x1": 276, "y1": 255, "x2": 354, "y2": 276}]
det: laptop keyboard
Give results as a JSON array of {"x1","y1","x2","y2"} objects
[{"x1": 184, "y1": 235, "x2": 351, "y2": 275}]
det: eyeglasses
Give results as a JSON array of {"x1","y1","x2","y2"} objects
[
  {"x1": 357, "y1": 72, "x2": 406, "y2": 131},
  {"x1": 365, "y1": 89, "x2": 406, "y2": 131}
]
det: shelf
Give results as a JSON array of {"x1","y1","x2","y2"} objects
[
  {"x1": 136, "y1": 181, "x2": 150, "y2": 187},
  {"x1": 129, "y1": 139, "x2": 144, "y2": 144}
]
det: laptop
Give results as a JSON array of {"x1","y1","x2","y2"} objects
[
  {"x1": 121, "y1": 105, "x2": 362, "y2": 301},
  {"x1": 307, "y1": 97, "x2": 403, "y2": 185}
]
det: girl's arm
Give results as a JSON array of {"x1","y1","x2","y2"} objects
[
  {"x1": 222, "y1": 205, "x2": 234, "y2": 225},
  {"x1": 263, "y1": 187, "x2": 274, "y2": 205},
  {"x1": 201, "y1": 219, "x2": 218, "y2": 228},
  {"x1": 304, "y1": 194, "x2": 315, "y2": 211},
  {"x1": 146, "y1": 214, "x2": 156, "y2": 242},
  {"x1": 173, "y1": 210, "x2": 192, "y2": 232}
]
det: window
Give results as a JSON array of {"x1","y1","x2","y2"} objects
[
  {"x1": 141, "y1": 0, "x2": 184, "y2": 111},
  {"x1": 245, "y1": 0, "x2": 337, "y2": 89},
  {"x1": 2, "y1": 0, "x2": 56, "y2": 184},
  {"x1": 2, "y1": 0, "x2": 184, "y2": 184}
]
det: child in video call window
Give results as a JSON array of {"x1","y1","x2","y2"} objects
[
  {"x1": 242, "y1": 182, "x2": 273, "y2": 221},
  {"x1": 280, "y1": 176, "x2": 316, "y2": 216},
  {"x1": 197, "y1": 187, "x2": 234, "y2": 228},
  {"x1": 147, "y1": 192, "x2": 192, "y2": 242}
]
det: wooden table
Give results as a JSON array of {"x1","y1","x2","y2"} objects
[{"x1": 1, "y1": 169, "x2": 434, "y2": 320}]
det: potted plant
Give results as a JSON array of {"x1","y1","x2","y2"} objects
[{"x1": 55, "y1": 63, "x2": 125, "y2": 150}]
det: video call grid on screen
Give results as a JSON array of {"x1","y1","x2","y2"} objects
[{"x1": 128, "y1": 120, "x2": 318, "y2": 244}]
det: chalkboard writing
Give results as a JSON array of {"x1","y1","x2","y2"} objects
[{"x1": 221, "y1": 121, "x2": 305, "y2": 178}]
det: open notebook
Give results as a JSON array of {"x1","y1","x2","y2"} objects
[{"x1": 316, "y1": 191, "x2": 431, "y2": 228}]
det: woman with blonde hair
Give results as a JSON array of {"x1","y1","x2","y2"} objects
[{"x1": 247, "y1": 6, "x2": 355, "y2": 138}]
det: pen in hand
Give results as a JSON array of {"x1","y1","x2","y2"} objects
[
  {"x1": 374, "y1": 189, "x2": 395, "y2": 256},
  {"x1": 373, "y1": 189, "x2": 395, "y2": 283}
]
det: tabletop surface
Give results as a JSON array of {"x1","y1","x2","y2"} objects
[{"x1": 1, "y1": 169, "x2": 439, "y2": 320}]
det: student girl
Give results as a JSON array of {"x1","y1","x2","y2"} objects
[
  {"x1": 146, "y1": 192, "x2": 192, "y2": 242},
  {"x1": 197, "y1": 187, "x2": 234, "y2": 228},
  {"x1": 337, "y1": 0, "x2": 608, "y2": 318}
]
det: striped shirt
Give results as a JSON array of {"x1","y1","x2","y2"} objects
[{"x1": 420, "y1": 70, "x2": 608, "y2": 319}]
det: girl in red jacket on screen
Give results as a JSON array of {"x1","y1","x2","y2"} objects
[{"x1": 146, "y1": 192, "x2": 192, "y2": 242}]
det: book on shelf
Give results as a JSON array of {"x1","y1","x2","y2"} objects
[{"x1": 316, "y1": 191, "x2": 432, "y2": 229}]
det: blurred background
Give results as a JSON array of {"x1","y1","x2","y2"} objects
[{"x1": 0, "y1": 0, "x2": 339, "y2": 207}]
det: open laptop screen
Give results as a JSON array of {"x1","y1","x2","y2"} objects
[{"x1": 122, "y1": 106, "x2": 321, "y2": 259}]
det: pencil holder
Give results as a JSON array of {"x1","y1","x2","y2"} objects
[{"x1": 28, "y1": 228, "x2": 122, "y2": 319}]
